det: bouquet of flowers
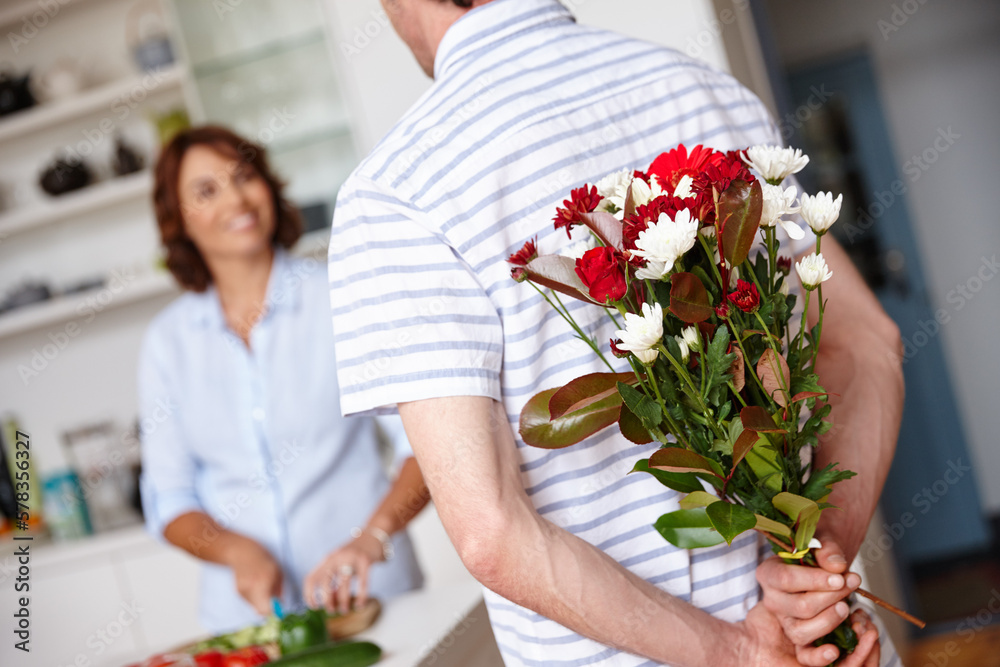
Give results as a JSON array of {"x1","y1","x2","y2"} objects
[{"x1": 509, "y1": 144, "x2": 921, "y2": 662}]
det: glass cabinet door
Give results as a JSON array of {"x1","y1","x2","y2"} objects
[{"x1": 169, "y1": 0, "x2": 357, "y2": 233}]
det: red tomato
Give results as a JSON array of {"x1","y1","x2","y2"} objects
[
  {"x1": 222, "y1": 646, "x2": 269, "y2": 667},
  {"x1": 192, "y1": 650, "x2": 225, "y2": 667},
  {"x1": 144, "y1": 655, "x2": 193, "y2": 667}
]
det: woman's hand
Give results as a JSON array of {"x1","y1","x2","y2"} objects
[
  {"x1": 303, "y1": 533, "x2": 384, "y2": 614},
  {"x1": 228, "y1": 538, "x2": 283, "y2": 616}
]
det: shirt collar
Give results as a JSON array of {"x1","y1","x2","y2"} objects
[
  {"x1": 189, "y1": 249, "x2": 301, "y2": 329},
  {"x1": 434, "y1": 0, "x2": 575, "y2": 80}
]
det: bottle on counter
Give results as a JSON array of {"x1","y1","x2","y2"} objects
[{"x1": 1, "y1": 415, "x2": 46, "y2": 535}]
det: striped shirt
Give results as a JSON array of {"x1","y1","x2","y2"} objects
[{"x1": 328, "y1": 1, "x2": 898, "y2": 665}]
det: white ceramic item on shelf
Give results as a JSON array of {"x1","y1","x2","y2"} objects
[{"x1": 33, "y1": 58, "x2": 85, "y2": 102}]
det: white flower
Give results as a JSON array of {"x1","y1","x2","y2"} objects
[
  {"x1": 673, "y1": 174, "x2": 694, "y2": 199},
  {"x1": 742, "y1": 145, "x2": 810, "y2": 183},
  {"x1": 633, "y1": 209, "x2": 700, "y2": 280},
  {"x1": 560, "y1": 234, "x2": 598, "y2": 260},
  {"x1": 674, "y1": 326, "x2": 699, "y2": 361},
  {"x1": 615, "y1": 302, "x2": 663, "y2": 364},
  {"x1": 779, "y1": 280, "x2": 790, "y2": 297},
  {"x1": 795, "y1": 252, "x2": 833, "y2": 290},
  {"x1": 598, "y1": 172, "x2": 665, "y2": 219},
  {"x1": 798, "y1": 191, "x2": 843, "y2": 234},
  {"x1": 760, "y1": 183, "x2": 805, "y2": 241}
]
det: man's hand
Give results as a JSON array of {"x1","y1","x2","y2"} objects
[{"x1": 756, "y1": 538, "x2": 882, "y2": 666}]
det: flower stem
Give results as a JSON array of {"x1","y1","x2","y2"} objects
[{"x1": 533, "y1": 284, "x2": 616, "y2": 372}]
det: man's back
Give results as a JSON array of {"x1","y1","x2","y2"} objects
[{"x1": 330, "y1": 1, "x2": 813, "y2": 664}]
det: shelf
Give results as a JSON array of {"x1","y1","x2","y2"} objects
[
  {"x1": 0, "y1": 170, "x2": 153, "y2": 238},
  {"x1": 190, "y1": 28, "x2": 325, "y2": 79},
  {"x1": 269, "y1": 118, "x2": 353, "y2": 155},
  {"x1": 0, "y1": 65, "x2": 184, "y2": 144},
  {"x1": 0, "y1": 271, "x2": 176, "y2": 340}
]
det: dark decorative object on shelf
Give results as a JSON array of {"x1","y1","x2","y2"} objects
[
  {"x1": 0, "y1": 68, "x2": 35, "y2": 116},
  {"x1": 39, "y1": 156, "x2": 93, "y2": 196},
  {"x1": 299, "y1": 201, "x2": 330, "y2": 235},
  {"x1": 0, "y1": 281, "x2": 52, "y2": 314},
  {"x1": 112, "y1": 136, "x2": 144, "y2": 176}
]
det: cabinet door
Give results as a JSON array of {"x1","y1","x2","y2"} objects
[{"x1": 119, "y1": 548, "x2": 204, "y2": 656}]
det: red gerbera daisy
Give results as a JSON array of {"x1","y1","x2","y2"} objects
[
  {"x1": 553, "y1": 185, "x2": 602, "y2": 237},
  {"x1": 648, "y1": 144, "x2": 725, "y2": 193},
  {"x1": 507, "y1": 237, "x2": 539, "y2": 266},
  {"x1": 727, "y1": 279, "x2": 760, "y2": 313}
]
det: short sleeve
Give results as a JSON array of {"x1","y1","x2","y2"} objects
[
  {"x1": 137, "y1": 325, "x2": 204, "y2": 538},
  {"x1": 328, "y1": 176, "x2": 504, "y2": 417}
]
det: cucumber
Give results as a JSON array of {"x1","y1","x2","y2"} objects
[{"x1": 266, "y1": 641, "x2": 381, "y2": 667}]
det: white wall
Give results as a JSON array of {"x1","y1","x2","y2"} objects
[
  {"x1": 763, "y1": 0, "x2": 1000, "y2": 512},
  {"x1": 321, "y1": 0, "x2": 732, "y2": 154}
]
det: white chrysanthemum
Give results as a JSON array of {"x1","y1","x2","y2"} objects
[
  {"x1": 742, "y1": 145, "x2": 810, "y2": 183},
  {"x1": 633, "y1": 209, "x2": 700, "y2": 280},
  {"x1": 615, "y1": 302, "x2": 664, "y2": 364},
  {"x1": 798, "y1": 191, "x2": 843, "y2": 234},
  {"x1": 760, "y1": 183, "x2": 805, "y2": 241},
  {"x1": 674, "y1": 326, "x2": 699, "y2": 361},
  {"x1": 559, "y1": 234, "x2": 598, "y2": 260},
  {"x1": 673, "y1": 174, "x2": 694, "y2": 199},
  {"x1": 795, "y1": 252, "x2": 833, "y2": 290},
  {"x1": 599, "y1": 173, "x2": 665, "y2": 220}
]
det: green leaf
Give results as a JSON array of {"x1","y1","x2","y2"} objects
[
  {"x1": 772, "y1": 492, "x2": 819, "y2": 523},
  {"x1": 616, "y1": 382, "x2": 661, "y2": 428},
  {"x1": 654, "y1": 508, "x2": 726, "y2": 549},
  {"x1": 519, "y1": 386, "x2": 622, "y2": 449},
  {"x1": 669, "y1": 272, "x2": 714, "y2": 323},
  {"x1": 649, "y1": 447, "x2": 723, "y2": 477},
  {"x1": 718, "y1": 179, "x2": 763, "y2": 267},
  {"x1": 680, "y1": 490, "x2": 721, "y2": 510},
  {"x1": 755, "y1": 514, "x2": 793, "y2": 540},
  {"x1": 802, "y1": 463, "x2": 857, "y2": 502},
  {"x1": 794, "y1": 505, "x2": 821, "y2": 553},
  {"x1": 618, "y1": 403, "x2": 654, "y2": 444},
  {"x1": 549, "y1": 372, "x2": 638, "y2": 419},
  {"x1": 706, "y1": 501, "x2": 757, "y2": 545},
  {"x1": 630, "y1": 458, "x2": 704, "y2": 494},
  {"x1": 745, "y1": 436, "x2": 783, "y2": 493}
]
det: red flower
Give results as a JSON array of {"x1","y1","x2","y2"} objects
[
  {"x1": 622, "y1": 195, "x2": 694, "y2": 250},
  {"x1": 610, "y1": 338, "x2": 631, "y2": 358},
  {"x1": 776, "y1": 255, "x2": 792, "y2": 275},
  {"x1": 507, "y1": 237, "x2": 538, "y2": 266},
  {"x1": 553, "y1": 185, "x2": 602, "y2": 237},
  {"x1": 715, "y1": 302, "x2": 731, "y2": 319},
  {"x1": 727, "y1": 279, "x2": 760, "y2": 313},
  {"x1": 691, "y1": 152, "x2": 756, "y2": 200},
  {"x1": 649, "y1": 144, "x2": 724, "y2": 192},
  {"x1": 575, "y1": 246, "x2": 627, "y2": 303}
]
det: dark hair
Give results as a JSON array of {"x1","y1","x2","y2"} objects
[
  {"x1": 447, "y1": 0, "x2": 475, "y2": 6},
  {"x1": 152, "y1": 125, "x2": 303, "y2": 292}
]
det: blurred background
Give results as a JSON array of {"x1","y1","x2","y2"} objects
[{"x1": 0, "y1": 0, "x2": 996, "y2": 665}]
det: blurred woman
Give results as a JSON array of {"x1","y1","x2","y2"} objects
[{"x1": 139, "y1": 126, "x2": 426, "y2": 633}]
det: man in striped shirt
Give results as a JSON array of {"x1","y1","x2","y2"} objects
[{"x1": 328, "y1": 1, "x2": 903, "y2": 665}]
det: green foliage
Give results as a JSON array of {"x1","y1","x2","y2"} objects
[
  {"x1": 654, "y1": 508, "x2": 726, "y2": 548},
  {"x1": 630, "y1": 458, "x2": 704, "y2": 494}
]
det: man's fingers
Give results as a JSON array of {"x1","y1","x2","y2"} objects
[
  {"x1": 758, "y1": 557, "x2": 858, "y2": 594},
  {"x1": 795, "y1": 643, "x2": 841, "y2": 667},
  {"x1": 839, "y1": 610, "x2": 881, "y2": 667},
  {"x1": 814, "y1": 538, "x2": 849, "y2": 574},
  {"x1": 763, "y1": 588, "x2": 857, "y2": 620},
  {"x1": 782, "y1": 600, "x2": 851, "y2": 646}
]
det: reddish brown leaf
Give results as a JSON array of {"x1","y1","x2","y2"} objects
[
  {"x1": 579, "y1": 211, "x2": 623, "y2": 251},
  {"x1": 649, "y1": 448, "x2": 722, "y2": 477},
  {"x1": 718, "y1": 179, "x2": 763, "y2": 268},
  {"x1": 732, "y1": 429, "x2": 758, "y2": 468},
  {"x1": 549, "y1": 372, "x2": 637, "y2": 419},
  {"x1": 520, "y1": 387, "x2": 622, "y2": 449},
  {"x1": 790, "y1": 391, "x2": 837, "y2": 403},
  {"x1": 730, "y1": 348, "x2": 745, "y2": 392},
  {"x1": 740, "y1": 406, "x2": 784, "y2": 433},
  {"x1": 525, "y1": 255, "x2": 601, "y2": 304},
  {"x1": 757, "y1": 348, "x2": 790, "y2": 407},
  {"x1": 669, "y1": 272, "x2": 713, "y2": 323}
]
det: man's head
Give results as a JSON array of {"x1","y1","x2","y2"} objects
[{"x1": 381, "y1": 0, "x2": 494, "y2": 77}]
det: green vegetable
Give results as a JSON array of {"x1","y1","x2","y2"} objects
[
  {"x1": 278, "y1": 609, "x2": 328, "y2": 656},
  {"x1": 267, "y1": 641, "x2": 382, "y2": 667},
  {"x1": 190, "y1": 617, "x2": 279, "y2": 653}
]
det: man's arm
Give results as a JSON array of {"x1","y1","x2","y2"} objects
[
  {"x1": 757, "y1": 237, "x2": 903, "y2": 664},
  {"x1": 399, "y1": 396, "x2": 806, "y2": 667}
]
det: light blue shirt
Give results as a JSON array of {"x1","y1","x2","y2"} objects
[{"x1": 138, "y1": 250, "x2": 423, "y2": 633}]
